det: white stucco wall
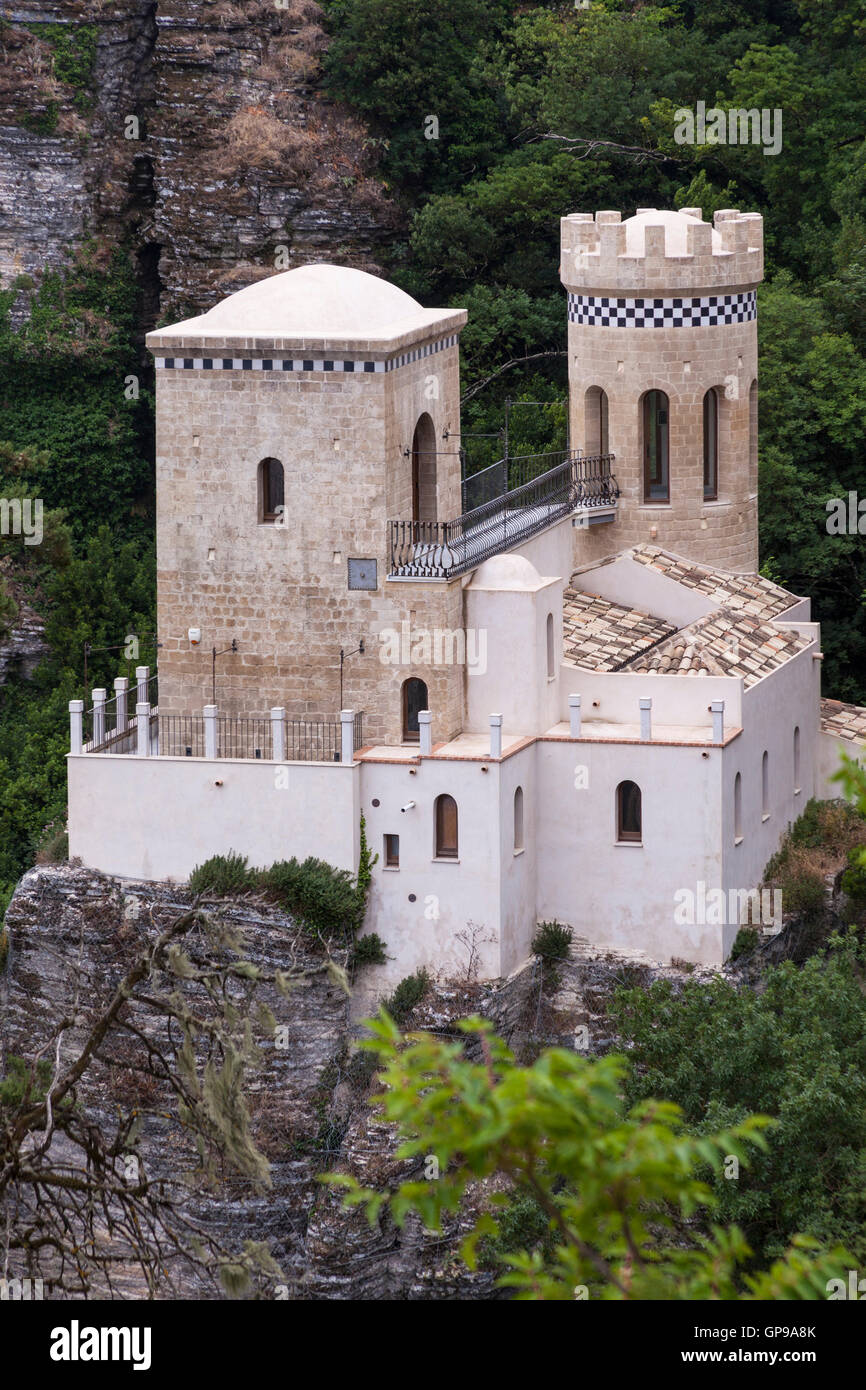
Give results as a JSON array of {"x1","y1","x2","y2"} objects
[
  {"x1": 720, "y1": 635, "x2": 821, "y2": 956},
  {"x1": 68, "y1": 754, "x2": 360, "y2": 881},
  {"x1": 535, "y1": 737, "x2": 725, "y2": 964}
]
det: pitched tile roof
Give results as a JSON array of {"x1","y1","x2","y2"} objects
[
  {"x1": 562, "y1": 590, "x2": 675, "y2": 671},
  {"x1": 820, "y1": 698, "x2": 866, "y2": 744},
  {"x1": 629, "y1": 544, "x2": 798, "y2": 619},
  {"x1": 625, "y1": 609, "x2": 811, "y2": 686}
]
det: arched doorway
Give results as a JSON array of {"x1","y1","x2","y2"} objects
[
  {"x1": 411, "y1": 413, "x2": 437, "y2": 525},
  {"x1": 402, "y1": 676, "x2": 428, "y2": 742}
]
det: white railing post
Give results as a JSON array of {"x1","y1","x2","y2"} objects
[
  {"x1": 639, "y1": 697, "x2": 652, "y2": 741},
  {"x1": 271, "y1": 706, "x2": 286, "y2": 761},
  {"x1": 136, "y1": 665, "x2": 150, "y2": 706},
  {"x1": 340, "y1": 709, "x2": 355, "y2": 765},
  {"x1": 710, "y1": 699, "x2": 725, "y2": 743},
  {"x1": 419, "y1": 709, "x2": 432, "y2": 755},
  {"x1": 136, "y1": 701, "x2": 150, "y2": 757},
  {"x1": 489, "y1": 713, "x2": 503, "y2": 759},
  {"x1": 569, "y1": 693, "x2": 582, "y2": 737},
  {"x1": 69, "y1": 699, "x2": 84, "y2": 755},
  {"x1": 204, "y1": 704, "x2": 218, "y2": 760},
  {"x1": 92, "y1": 688, "x2": 106, "y2": 748},
  {"x1": 114, "y1": 676, "x2": 129, "y2": 733}
]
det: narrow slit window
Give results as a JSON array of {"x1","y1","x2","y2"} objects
[
  {"x1": 703, "y1": 388, "x2": 718, "y2": 500},
  {"x1": 384, "y1": 833, "x2": 400, "y2": 868}
]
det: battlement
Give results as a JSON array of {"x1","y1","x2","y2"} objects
[{"x1": 560, "y1": 207, "x2": 763, "y2": 295}]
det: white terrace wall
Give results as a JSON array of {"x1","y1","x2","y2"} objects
[
  {"x1": 68, "y1": 754, "x2": 360, "y2": 882},
  {"x1": 559, "y1": 668, "x2": 743, "y2": 735}
]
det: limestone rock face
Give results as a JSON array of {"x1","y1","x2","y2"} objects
[
  {"x1": 0, "y1": 1, "x2": 397, "y2": 326},
  {"x1": 0, "y1": 865, "x2": 495, "y2": 1299},
  {"x1": 0, "y1": 598, "x2": 48, "y2": 684}
]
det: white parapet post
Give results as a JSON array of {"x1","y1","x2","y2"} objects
[
  {"x1": 114, "y1": 676, "x2": 129, "y2": 733},
  {"x1": 710, "y1": 699, "x2": 725, "y2": 743},
  {"x1": 489, "y1": 713, "x2": 503, "y2": 759},
  {"x1": 271, "y1": 707, "x2": 286, "y2": 762},
  {"x1": 419, "y1": 709, "x2": 432, "y2": 755},
  {"x1": 92, "y1": 688, "x2": 106, "y2": 748},
  {"x1": 569, "y1": 693, "x2": 582, "y2": 737},
  {"x1": 340, "y1": 709, "x2": 355, "y2": 765},
  {"x1": 136, "y1": 701, "x2": 150, "y2": 757},
  {"x1": 204, "y1": 704, "x2": 218, "y2": 760},
  {"x1": 639, "y1": 697, "x2": 652, "y2": 741},
  {"x1": 136, "y1": 665, "x2": 150, "y2": 706},
  {"x1": 69, "y1": 699, "x2": 84, "y2": 755}
]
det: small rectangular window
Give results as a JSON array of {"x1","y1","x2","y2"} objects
[{"x1": 384, "y1": 833, "x2": 400, "y2": 868}]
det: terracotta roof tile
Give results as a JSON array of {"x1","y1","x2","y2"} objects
[
  {"x1": 820, "y1": 698, "x2": 866, "y2": 744},
  {"x1": 629, "y1": 544, "x2": 798, "y2": 619}
]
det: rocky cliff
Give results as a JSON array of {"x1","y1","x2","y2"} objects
[
  {"x1": 1, "y1": 864, "x2": 706, "y2": 1299},
  {"x1": 0, "y1": 0, "x2": 399, "y2": 328}
]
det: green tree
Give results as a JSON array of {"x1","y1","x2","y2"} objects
[{"x1": 325, "y1": 1016, "x2": 849, "y2": 1299}]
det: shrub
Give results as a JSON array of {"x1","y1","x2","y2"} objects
[
  {"x1": 384, "y1": 969, "x2": 430, "y2": 1024},
  {"x1": 188, "y1": 852, "x2": 257, "y2": 896},
  {"x1": 777, "y1": 853, "x2": 827, "y2": 920},
  {"x1": 263, "y1": 856, "x2": 360, "y2": 938},
  {"x1": 841, "y1": 845, "x2": 866, "y2": 905},
  {"x1": 729, "y1": 926, "x2": 760, "y2": 962},
  {"x1": 531, "y1": 920, "x2": 573, "y2": 965},
  {"x1": 35, "y1": 819, "x2": 68, "y2": 865},
  {"x1": 352, "y1": 933, "x2": 388, "y2": 967}
]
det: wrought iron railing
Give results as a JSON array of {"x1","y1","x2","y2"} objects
[{"x1": 390, "y1": 452, "x2": 618, "y2": 580}]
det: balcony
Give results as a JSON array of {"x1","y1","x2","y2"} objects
[{"x1": 389, "y1": 451, "x2": 619, "y2": 581}]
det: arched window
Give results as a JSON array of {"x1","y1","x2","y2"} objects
[
  {"x1": 762, "y1": 750, "x2": 769, "y2": 819},
  {"x1": 642, "y1": 390, "x2": 669, "y2": 502},
  {"x1": 793, "y1": 726, "x2": 801, "y2": 794},
  {"x1": 584, "y1": 386, "x2": 609, "y2": 456},
  {"x1": 616, "y1": 780, "x2": 642, "y2": 843},
  {"x1": 401, "y1": 677, "x2": 428, "y2": 743},
  {"x1": 259, "y1": 457, "x2": 285, "y2": 522},
  {"x1": 411, "y1": 413, "x2": 437, "y2": 527},
  {"x1": 435, "y1": 794, "x2": 458, "y2": 859},
  {"x1": 513, "y1": 786, "x2": 524, "y2": 852},
  {"x1": 703, "y1": 388, "x2": 718, "y2": 500},
  {"x1": 546, "y1": 612, "x2": 555, "y2": 679},
  {"x1": 749, "y1": 379, "x2": 758, "y2": 493},
  {"x1": 734, "y1": 772, "x2": 743, "y2": 842}
]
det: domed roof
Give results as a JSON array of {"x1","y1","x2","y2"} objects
[
  {"x1": 622, "y1": 208, "x2": 723, "y2": 256},
  {"x1": 468, "y1": 554, "x2": 545, "y2": 592},
  {"x1": 148, "y1": 263, "x2": 466, "y2": 349}
]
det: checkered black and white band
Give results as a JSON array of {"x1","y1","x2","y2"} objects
[
  {"x1": 567, "y1": 291, "x2": 756, "y2": 328},
  {"x1": 154, "y1": 333, "x2": 459, "y2": 373}
]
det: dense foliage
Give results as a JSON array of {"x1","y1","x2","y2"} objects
[{"x1": 327, "y1": 1014, "x2": 850, "y2": 1299}]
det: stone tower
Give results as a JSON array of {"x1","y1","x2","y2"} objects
[
  {"x1": 146, "y1": 264, "x2": 467, "y2": 745},
  {"x1": 561, "y1": 207, "x2": 763, "y2": 572}
]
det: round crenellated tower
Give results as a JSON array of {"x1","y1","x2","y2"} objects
[{"x1": 560, "y1": 206, "x2": 763, "y2": 572}]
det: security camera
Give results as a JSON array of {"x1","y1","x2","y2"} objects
[{"x1": 400, "y1": 801, "x2": 416, "y2": 813}]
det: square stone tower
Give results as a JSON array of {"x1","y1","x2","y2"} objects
[
  {"x1": 561, "y1": 208, "x2": 763, "y2": 573},
  {"x1": 146, "y1": 265, "x2": 468, "y2": 745}
]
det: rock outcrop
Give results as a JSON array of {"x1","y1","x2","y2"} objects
[
  {"x1": 0, "y1": 1, "x2": 398, "y2": 327},
  {"x1": 1, "y1": 864, "x2": 707, "y2": 1299}
]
